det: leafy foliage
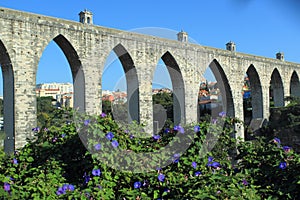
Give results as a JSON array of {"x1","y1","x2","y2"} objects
[{"x1": 0, "y1": 109, "x2": 299, "y2": 199}]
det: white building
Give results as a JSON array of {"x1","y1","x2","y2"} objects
[{"x1": 36, "y1": 82, "x2": 74, "y2": 108}]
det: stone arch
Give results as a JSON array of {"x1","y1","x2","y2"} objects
[
  {"x1": 246, "y1": 65, "x2": 263, "y2": 119},
  {"x1": 158, "y1": 51, "x2": 185, "y2": 125},
  {"x1": 207, "y1": 59, "x2": 234, "y2": 117},
  {"x1": 111, "y1": 43, "x2": 139, "y2": 122},
  {"x1": 39, "y1": 34, "x2": 85, "y2": 112},
  {"x1": 270, "y1": 68, "x2": 284, "y2": 107},
  {"x1": 0, "y1": 39, "x2": 15, "y2": 153},
  {"x1": 290, "y1": 71, "x2": 300, "y2": 98}
]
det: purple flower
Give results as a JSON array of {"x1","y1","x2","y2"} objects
[
  {"x1": 84, "y1": 119, "x2": 90, "y2": 126},
  {"x1": 179, "y1": 126, "x2": 185, "y2": 134},
  {"x1": 112, "y1": 140, "x2": 119, "y2": 148},
  {"x1": 174, "y1": 125, "x2": 184, "y2": 133},
  {"x1": 158, "y1": 173, "x2": 165, "y2": 182},
  {"x1": 52, "y1": 137, "x2": 58, "y2": 143},
  {"x1": 62, "y1": 184, "x2": 68, "y2": 191},
  {"x1": 56, "y1": 187, "x2": 65, "y2": 195},
  {"x1": 92, "y1": 169, "x2": 101, "y2": 176},
  {"x1": 143, "y1": 180, "x2": 149, "y2": 187},
  {"x1": 219, "y1": 111, "x2": 226, "y2": 117},
  {"x1": 273, "y1": 137, "x2": 281, "y2": 144},
  {"x1": 32, "y1": 127, "x2": 40, "y2": 132},
  {"x1": 192, "y1": 161, "x2": 197, "y2": 169},
  {"x1": 13, "y1": 158, "x2": 18, "y2": 164},
  {"x1": 94, "y1": 143, "x2": 101, "y2": 151},
  {"x1": 242, "y1": 179, "x2": 248, "y2": 186},
  {"x1": 212, "y1": 118, "x2": 218, "y2": 124},
  {"x1": 3, "y1": 182, "x2": 10, "y2": 192},
  {"x1": 194, "y1": 171, "x2": 201, "y2": 176},
  {"x1": 164, "y1": 188, "x2": 170, "y2": 193},
  {"x1": 279, "y1": 162, "x2": 287, "y2": 170},
  {"x1": 61, "y1": 133, "x2": 66, "y2": 138},
  {"x1": 97, "y1": 185, "x2": 102, "y2": 189},
  {"x1": 83, "y1": 173, "x2": 91, "y2": 184},
  {"x1": 100, "y1": 112, "x2": 107, "y2": 117},
  {"x1": 106, "y1": 132, "x2": 114, "y2": 140},
  {"x1": 173, "y1": 153, "x2": 180, "y2": 163},
  {"x1": 164, "y1": 128, "x2": 170, "y2": 134},
  {"x1": 153, "y1": 135, "x2": 160, "y2": 140},
  {"x1": 207, "y1": 156, "x2": 214, "y2": 166},
  {"x1": 283, "y1": 146, "x2": 291, "y2": 152},
  {"x1": 134, "y1": 181, "x2": 141, "y2": 189},
  {"x1": 130, "y1": 134, "x2": 134, "y2": 139},
  {"x1": 194, "y1": 125, "x2": 200, "y2": 132},
  {"x1": 211, "y1": 162, "x2": 221, "y2": 169},
  {"x1": 173, "y1": 125, "x2": 180, "y2": 131},
  {"x1": 62, "y1": 184, "x2": 75, "y2": 192},
  {"x1": 67, "y1": 184, "x2": 75, "y2": 191}
]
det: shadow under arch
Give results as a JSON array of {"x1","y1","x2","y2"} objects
[
  {"x1": 207, "y1": 59, "x2": 234, "y2": 118},
  {"x1": 270, "y1": 68, "x2": 284, "y2": 107},
  {"x1": 160, "y1": 51, "x2": 185, "y2": 125},
  {"x1": 0, "y1": 40, "x2": 15, "y2": 153},
  {"x1": 290, "y1": 71, "x2": 300, "y2": 98},
  {"x1": 246, "y1": 65, "x2": 263, "y2": 119},
  {"x1": 112, "y1": 43, "x2": 139, "y2": 122},
  {"x1": 46, "y1": 34, "x2": 85, "y2": 112}
]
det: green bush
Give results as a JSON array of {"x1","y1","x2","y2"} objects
[{"x1": 0, "y1": 110, "x2": 299, "y2": 199}]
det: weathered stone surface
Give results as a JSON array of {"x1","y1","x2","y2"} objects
[{"x1": 0, "y1": 7, "x2": 300, "y2": 151}]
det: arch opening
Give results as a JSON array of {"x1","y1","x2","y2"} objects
[
  {"x1": 53, "y1": 35, "x2": 85, "y2": 112},
  {"x1": 243, "y1": 65, "x2": 263, "y2": 125},
  {"x1": 37, "y1": 35, "x2": 84, "y2": 128},
  {"x1": 0, "y1": 40, "x2": 15, "y2": 153},
  {"x1": 198, "y1": 59, "x2": 234, "y2": 121},
  {"x1": 290, "y1": 71, "x2": 300, "y2": 98},
  {"x1": 197, "y1": 67, "x2": 221, "y2": 121},
  {"x1": 152, "y1": 58, "x2": 173, "y2": 133},
  {"x1": 270, "y1": 68, "x2": 284, "y2": 107},
  {"x1": 160, "y1": 51, "x2": 185, "y2": 126},
  {"x1": 102, "y1": 44, "x2": 139, "y2": 123}
]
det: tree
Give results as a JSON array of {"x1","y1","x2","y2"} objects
[
  {"x1": 102, "y1": 100, "x2": 112, "y2": 115},
  {"x1": 153, "y1": 91, "x2": 174, "y2": 128}
]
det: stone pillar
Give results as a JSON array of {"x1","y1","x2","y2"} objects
[
  {"x1": 231, "y1": 88, "x2": 245, "y2": 140},
  {"x1": 13, "y1": 54, "x2": 38, "y2": 150},
  {"x1": 134, "y1": 49, "x2": 156, "y2": 136},
  {"x1": 184, "y1": 82, "x2": 198, "y2": 124},
  {"x1": 283, "y1": 75, "x2": 291, "y2": 106},
  {"x1": 261, "y1": 84, "x2": 270, "y2": 120},
  {"x1": 80, "y1": 57, "x2": 101, "y2": 115},
  {"x1": 137, "y1": 68, "x2": 153, "y2": 135}
]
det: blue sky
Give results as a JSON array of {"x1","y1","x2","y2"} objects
[{"x1": 0, "y1": 0, "x2": 300, "y2": 94}]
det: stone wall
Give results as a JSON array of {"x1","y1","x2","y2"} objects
[{"x1": 0, "y1": 7, "x2": 300, "y2": 151}]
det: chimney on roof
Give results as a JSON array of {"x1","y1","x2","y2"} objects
[{"x1": 226, "y1": 41, "x2": 236, "y2": 51}]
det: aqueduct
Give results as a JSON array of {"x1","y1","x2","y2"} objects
[{"x1": 0, "y1": 7, "x2": 300, "y2": 153}]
